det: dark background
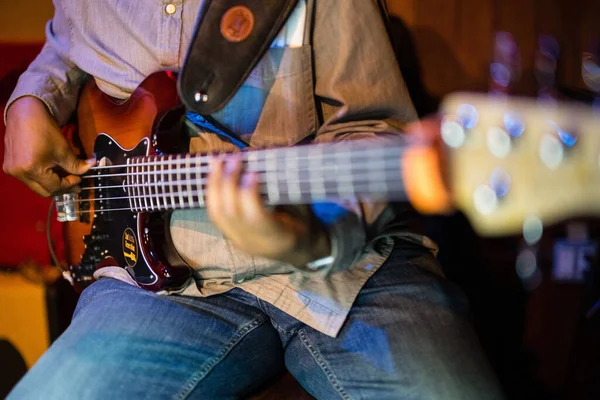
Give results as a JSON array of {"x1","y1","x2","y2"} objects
[{"x1": 1, "y1": 0, "x2": 599, "y2": 398}]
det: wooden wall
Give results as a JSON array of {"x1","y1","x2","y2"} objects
[
  {"x1": 2, "y1": 0, "x2": 598, "y2": 93},
  {"x1": 385, "y1": 2, "x2": 600, "y2": 397},
  {"x1": 387, "y1": 0, "x2": 600, "y2": 99},
  {"x1": 0, "y1": 0, "x2": 53, "y2": 43}
]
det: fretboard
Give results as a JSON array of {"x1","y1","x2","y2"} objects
[{"x1": 123, "y1": 141, "x2": 408, "y2": 213}]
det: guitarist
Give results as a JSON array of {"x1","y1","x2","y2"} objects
[{"x1": 3, "y1": 0, "x2": 503, "y2": 398}]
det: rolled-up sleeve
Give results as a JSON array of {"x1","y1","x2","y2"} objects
[
  {"x1": 4, "y1": 0, "x2": 85, "y2": 126},
  {"x1": 305, "y1": 0, "x2": 418, "y2": 274}
]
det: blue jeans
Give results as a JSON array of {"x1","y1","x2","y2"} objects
[{"x1": 8, "y1": 244, "x2": 504, "y2": 399}]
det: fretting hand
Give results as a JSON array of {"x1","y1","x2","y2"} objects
[
  {"x1": 206, "y1": 154, "x2": 331, "y2": 265},
  {"x1": 3, "y1": 96, "x2": 94, "y2": 197}
]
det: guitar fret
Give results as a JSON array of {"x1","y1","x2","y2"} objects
[
  {"x1": 141, "y1": 158, "x2": 147, "y2": 211},
  {"x1": 335, "y1": 149, "x2": 355, "y2": 198},
  {"x1": 126, "y1": 158, "x2": 134, "y2": 211},
  {"x1": 140, "y1": 160, "x2": 150, "y2": 211},
  {"x1": 369, "y1": 146, "x2": 388, "y2": 195},
  {"x1": 176, "y1": 154, "x2": 185, "y2": 208},
  {"x1": 160, "y1": 156, "x2": 168, "y2": 210},
  {"x1": 132, "y1": 160, "x2": 139, "y2": 211},
  {"x1": 134, "y1": 159, "x2": 142, "y2": 211},
  {"x1": 153, "y1": 156, "x2": 160, "y2": 211},
  {"x1": 135, "y1": 159, "x2": 141, "y2": 211},
  {"x1": 247, "y1": 151, "x2": 258, "y2": 201},
  {"x1": 196, "y1": 157, "x2": 205, "y2": 207},
  {"x1": 286, "y1": 148, "x2": 301, "y2": 202},
  {"x1": 185, "y1": 154, "x2": 194, "y2": 206},
  {"x1": 168, "y1": 155, "x2": 176, "y2": 208},
  {"x1": 265, "y1": 151, "x2": 279, "y2": 204},
  {"x1": 309, "y1": 146, "x2": 326, "y2": 199},
  {"x1": 148, "y1": 158, "x2": 155, "y2": 211},
  {"x1": 132, "y1": 160, "x2": 138, "y2": 211},
  {"x1": 146, "y1": 158, "x2": 155, "y2": 211}
]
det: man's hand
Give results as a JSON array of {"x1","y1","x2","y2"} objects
[
  {"x1": 206, "y1": 154, "x2": 331, "y2": 266},
  {"x1": 3, "y1": 96, "x2": 94, "y2": 197}
]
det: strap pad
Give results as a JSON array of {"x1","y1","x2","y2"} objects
[{"x1": 178, "y1": 0, "x2": 299, "y2": 115}]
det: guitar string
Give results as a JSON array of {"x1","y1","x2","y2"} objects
[
  {"x1": 81, "y1": 155, "x2": 401, "y2": 180},
  {"x1": 63, "y1": 183, "x2": 409, "y2": 215},
  {"x1": 82, "y1": 147, "x2": 405, "y2": 179},
  {"x1": 57, "y1": 165, "x2": 405, "y2": 206},
  {"x1": 83, "y1": 140, "x2": 422, "y2": 172},
  {"x1": 56, "y1": 146, "x2": 415, "y2": 214},
  {"x1": 75, "y1": 151, "x2": 403, "y2": 190}
]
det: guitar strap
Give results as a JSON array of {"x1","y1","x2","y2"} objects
[{"x1": 178, "y1": 0, "x2": 299, "y2": 116}]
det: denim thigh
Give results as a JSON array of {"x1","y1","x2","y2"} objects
[
  {"x1": 8, "y1": 278, "x2": 284, "y2": 400},
  {"x1": 265, "y1": 244, "x2": 505, "y2": 399}
]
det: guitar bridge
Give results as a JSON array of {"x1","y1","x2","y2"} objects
[{"x1": 55, "y1": 193, "x2": 79, "y2": 222}]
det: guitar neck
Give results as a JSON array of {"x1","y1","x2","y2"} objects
[
  {"x1": 124, "y1": 141, "x2": 409, "y2": 212},
  {"x1": 58, "y1": 87, "x2": 600, "y2": 239}
]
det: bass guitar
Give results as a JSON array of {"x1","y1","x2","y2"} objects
[{"x1": 55, "y1": 71, "x2": 600, "y2": 292}]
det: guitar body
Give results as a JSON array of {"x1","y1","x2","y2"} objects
[{"x1": 63, "y1": 72, "x2": 192, "y2": 292}]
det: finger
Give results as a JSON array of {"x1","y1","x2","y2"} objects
[
  {"x1": 20, "y1": 176, "x2": 52, "y2": 197},
  {"x1": 405, "y1": 115, "x2": 442, "y2": 145},
  {"x1": 206, "y1": 155, "x2": 225, "y2": 222},
  {"x1": 33, "y1": 169, "x2": 82, "y2": 197},
  {"x1": 221, "y1": 154, "x2": 244, "y2": 217},
  {"x1": 33, "y1": 166, "x2": 75, "y2": 196},
  {"x1": 59, "y1": 174, "x2": 83, "y2": 191},
  {"x1": 238, "y1": 172, "x2": 269, "y2": 224},
  {"x1": 55, "y1": 145, "x2": 96, "y2": 176}
]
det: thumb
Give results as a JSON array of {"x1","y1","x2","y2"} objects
[{"x1": 56, "y1": 148, "x2": 96, "y2": 175}]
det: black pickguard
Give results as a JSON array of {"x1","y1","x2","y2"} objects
[{"x1": 77, "y1": 134, "x2": 157, "y2": 285}]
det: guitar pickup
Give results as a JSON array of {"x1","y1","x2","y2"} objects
[{"x1": 55, "y1": 193, "x2": 79, "y2": 222}]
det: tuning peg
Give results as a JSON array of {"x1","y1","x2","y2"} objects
[
  {"x1": 516, "y1": 216, "x2": 544, "y2": 292},
  {"x1": 516, "y1": 245, "x2": 542, "y2": 291},
  {"x1": 582, "y1": 37, "x2": 600, "y2": 94},
  {"x1": 537, "y1": 118, "x2": 580, "y2": 170},
  {"x1": 442, "y1": 100, "x2": 526, "y2": 159},
  {"x1": 489, "y1": 32, "x2": 522, "y2": 95},
  {"x1": 535, "y1": 34, "x2": 560, "y2": 100}
]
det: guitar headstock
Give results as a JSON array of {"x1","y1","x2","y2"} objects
[{"x1": 440, "y1": 92, "x2": 600, "y2": 237}]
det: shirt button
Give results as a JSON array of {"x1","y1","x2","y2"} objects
[{"x1": 165, "y1": 4, "x2": 177, "y2": 15}]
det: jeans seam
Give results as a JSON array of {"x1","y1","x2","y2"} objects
[
  {"x1": 271, "y1": 319, "x2": 297, "y2": 336},
  {"x1": 298, "y1": 329, "x2": 350, "y2": 400},
  {"x1": 256, "y1": 299, "x2": 299, "y2": 337},
  {"x1": 173, "y1": 314, "x2": 269, "y2": 400},
  {"x1": 74, "y1": 288, "x2": 146, "y2": 319}
]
